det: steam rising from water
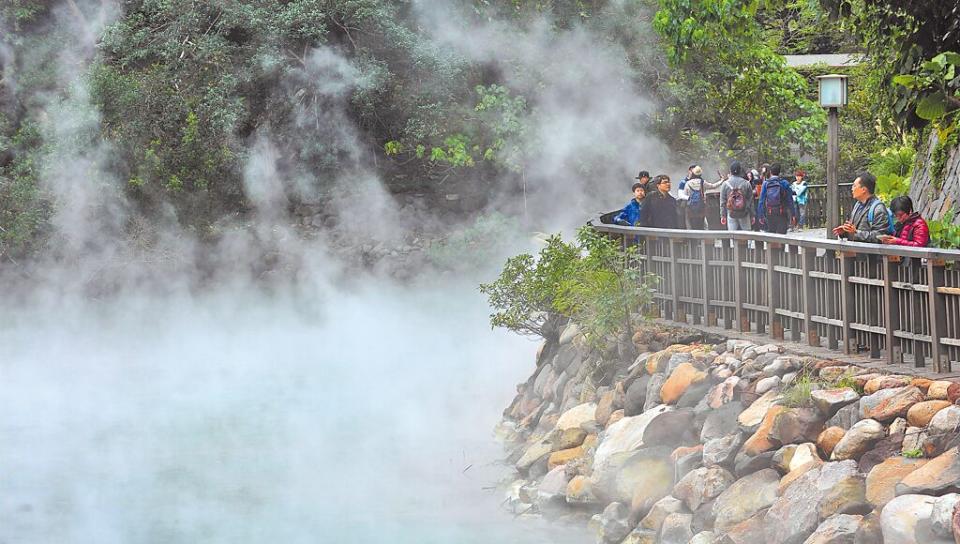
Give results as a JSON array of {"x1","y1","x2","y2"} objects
[{"x1": 0, "y1": 277, "x2": 586, "y2": 543}]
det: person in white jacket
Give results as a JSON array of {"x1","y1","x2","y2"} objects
[{"x1": 681, "y1": 165, "x2": 723, "y2": 229}]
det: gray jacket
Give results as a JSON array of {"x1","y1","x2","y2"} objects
[
  {"x1": 720, "y1": 176, "x2": 754, "y2": 217},
  {"x1": 846, "y1": 196, "x2": 891, "y2": 243}
]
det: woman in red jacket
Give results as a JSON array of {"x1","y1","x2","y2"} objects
[{"x1": 879, "y1": 196, "x2": 929, "y2": 247}]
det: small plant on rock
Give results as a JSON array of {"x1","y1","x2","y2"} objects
[
  {"x1": 901, "y1": 448, "x2": 924, "y2": 459},
  {"x1": 831, "y1": 373, "x2": 865, "y2": 395},
  {"x1": 779, "y1": 372, "x2": 818, "y2": 408}
]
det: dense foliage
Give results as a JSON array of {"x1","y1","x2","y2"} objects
[{"x1": 480, "y1": 227, "x2": 656, "y2": 349}]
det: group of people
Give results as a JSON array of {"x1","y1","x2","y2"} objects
[{"x1": 613, "y1": 161, "x2": 930, "y2": 247}]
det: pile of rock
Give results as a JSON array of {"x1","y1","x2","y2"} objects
[{"x1": 499, "y1": 324, "x2": 960, "y2": 544}]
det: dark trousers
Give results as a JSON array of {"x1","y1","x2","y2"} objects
[{"x1": 765, "y1": 214, "x2": 790, "y2": 234}]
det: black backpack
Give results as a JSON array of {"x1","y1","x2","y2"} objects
[{"x1": 764, "y1": 179, "x2": 788, "y2": 217}]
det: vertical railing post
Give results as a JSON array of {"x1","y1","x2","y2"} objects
[
  {"x1": 867, "y1": 255, "x2": 882, "y2": 359},
  {"x1": 840, "y1": 252, "x2": 856, "y2": 355},
  {"x1": 701, "y1": 239, "x2": 714, "y2": 327},
  {"x1": 767, "y1": 241, "x2": 782, "y2": 340},
  {"x1": 802, "y1": 246, "x2": 819, "y2": 347},
  {"x1": 928, "y1": 259, "x2": 948, "y2": 372},
  {"x1": 670, "y1": 239, "x2": 682, "y2": 323},
  {"x1": 734, "y1": 239, "x2": 748, "y2": 333},
  {"x1": 883, "y1": 256, "x2": 901, "y2": 365}
]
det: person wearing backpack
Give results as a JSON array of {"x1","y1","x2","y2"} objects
[
  {"x1": 831, "y1": 172, "x2": 892, "y2": 243},
  {"x1": 681, "y1": 166, "x2": 722, "y2": 229},
  {"x1": 756, "y1": 163, "x2": 797, "y2": 234},
  {"x1": 720, "y1": 160, "x2": 754, "y2": 231},
  {"x1": 879, "y1": 195, "x2": 929, "y2": 247}
]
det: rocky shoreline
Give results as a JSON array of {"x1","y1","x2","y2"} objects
[{"x1": 497, "y1": 323, "x2": 960, "y2": 543}]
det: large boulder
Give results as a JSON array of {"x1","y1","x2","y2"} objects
[
  {"x1": 804, "y1": 513, "x2": 863, "y2": 544},
  {"x1": 866, "y1": 456, "x2": 929, "y2": 508},
  {"x1": 907, "y1": 400, "x2": 953, "y2": 427},
  {"x1": 770, "y1": 407, "x2": 826, "y2": 446},
  {"x1": 773, "y1": 443, "x2": 820, "y2": 474},
  {"x1": 864, "y1": 375, "x2": 912, "y2": 395},
  {"x1": 880, "y1": 494, "x2": 956, "y2": 544},
  {"x1": 591, "y1": 447, "x2": 675, "y2": 508},
  {"x1": 638, "y1": 496, "x2": 687, "y2": 533},
  {"x1": 738, "y1": 390, "x2": 781, "y2": 429},
  {"x1": 703, "y1": 432, "x2": 745, "y2": 468},
  {"x1": 593, "y1": 502, "x2": 634, "y2": 544},
  {"x1": 516, "y1": 436, "x2": 553, "y2": 473},
  {"x1": 828, "y1": 403, "x2": 862, "y2": 430},
  {"x1": 660, "y1": 512, "x2": 695, "y2": 544},
  {"x1": 921, "y1": 405, "x2": 960, "y2": 457},
  {"x1": 661, "y1": 362, "x2": 708, "y2": 404},
  {"x1": 595, "y1": 390, "x2": 619, "y2": 427},
  {"x1": 643, "y1": 373, "x2": 667, "y2": 411},
  {"x1": 742, "y1": 404, "x2": 787, "y2": 456},
  {"x1": 537, "y1": 466, "x2": 571, "y2": 505},
  {"x1": 624, "y1": 376, "x2": 651, "y2": 416},
  {"x1": 708, "y1": 376, "x2": 742, "y2": 409},
  {"x1": 817, "y1": 426, "x2": 846, "y2": 458},
  {"x1": 811, "y1": 388, "x2": 860, "y2": 419},
  {"x1": 557, "y1": 402, "x2": 598, "y2": 430},
  {"x1": 896, "y1": 447, "x2": 960, "y2": 496},
  {"x1": 859, "y1": 386, "x2": 925, "y2": 423},
  {"x1": 702, "y1": 403, "x2": 744, "y2": 442},
  {"x1": 552, "y1": 427, "x2": 588, "y2": 451},
  {"x1": 926, "y1": 380, "x2": 955, "y2": 400},
  {"x1": 712, "y1": 468, "x2": 780, "y2": 531},
  {"x1": 642, "y1": 408, "x2": 696, "y2": 447},
  {"x1": 594, "y1": 404, "x2": 673, "y2": 468},
  {"x1": 764, "y1": 461, "x2": 869, "y2": 544},
  {"x1": 830, "y1": 418, "x2": 885, "y2": 461},
  {"x1": 673, "y1": 466, "x2": 736, "y2": 511}
]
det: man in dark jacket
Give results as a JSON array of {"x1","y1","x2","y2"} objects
[
  {"x1": 642, "y1": 175, "x2": 679, "y2": 229},
  {"x1": 832, "y1": 172, "x2": 891, "y2": 243},
  {"x1": 756, "y1": 163, "x2": 798, "y2": 234}
]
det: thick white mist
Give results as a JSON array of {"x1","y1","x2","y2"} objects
[{"x1": 0, "y1": 275, "x2": 586, "y2": 543}]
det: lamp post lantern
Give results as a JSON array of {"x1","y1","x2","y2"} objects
[{"x1": 817, "y1": 74, "x2": 848, "y2": 239}]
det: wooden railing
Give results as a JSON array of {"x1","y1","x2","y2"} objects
[{"x1": 590, "y1": 222, "x2": 960, "y2": 375}]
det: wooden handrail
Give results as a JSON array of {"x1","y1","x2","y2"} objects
[{"x1": 589, "y1": 217, "x2": 960, "y2": 375}]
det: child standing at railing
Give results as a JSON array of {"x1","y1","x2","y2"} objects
[{"x1": 791, "y1": 170, "x2": 809, "y2": 230}]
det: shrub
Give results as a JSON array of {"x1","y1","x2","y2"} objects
[{"x1": 480, "y1": 226, "x2": 657, "y2": 350}]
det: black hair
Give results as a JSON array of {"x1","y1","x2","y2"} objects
[
  {"x1": 890, "y1": 195, "x2": 914, "y2": 215},
  {"x1": 632, "y1": 182, "x2": 645, "y2": 192},
  {"x1": 688, "y1": 164, "x2": 697, "y2": 171},
  {"x1": 658, "y1": 174, "x2": 671, "y2": 183},
  {"x1": 730, "y1": 160, "x2": 743, "y2": 176},
  {"x1": 857, "y1": 172, "x2": 877, "y2": 194},
  {"x1": 769, "y1": 163, "x2": 782, "y2": 176}
]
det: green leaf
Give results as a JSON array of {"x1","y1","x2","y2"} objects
[
  {"x1": 892, "y1": 74, "x2": 919, "y2": 88},
  {"x1": 915, "y1": 93, "x2": 950, "y2": 121},
  {"x1": 944, "y1": 52, "x2": 960, "y2": 67}
]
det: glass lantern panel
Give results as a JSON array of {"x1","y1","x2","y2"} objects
[{"x1": 819, "y1": 78, "x2": 844, "y2": 107}]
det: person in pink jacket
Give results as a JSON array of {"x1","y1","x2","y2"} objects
[{"x1": 879, "y1": 196, "x2": 930, "y2": 247}]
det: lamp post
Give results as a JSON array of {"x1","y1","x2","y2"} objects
[{"x1": 817, "y1": 74, "x2": 848, "y2": 239}]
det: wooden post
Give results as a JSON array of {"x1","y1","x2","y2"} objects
[
  {"x1": 883, "y1": 256, "x2": 901, "y2": 365},
  {"x1": 868, "y1": 256, "x2": 881, "y2": 359},
  {"x1": 826, "y1": 107, "x2": 840, "y2": 239},
  {"x1": 928, "y1": 259, "x2": 948, "y2": 372},
  {"x1": 701, "y1": 239, "x2": 715, "y2": 327},
  {"x1": 670, "y1": 239, "x2": 682, "y2": 323},
  {"x1": 802, "y1": 246, "x2": 819, "y2": 347},
  {"x1": 734, "y1": 240, "x2": 749, "y2": 333},
  {"x1": 840, "y1": 252, "x2": 855, "y2": 355},
  {"x1": 767, "y1": 241, "x2": 782, "y2": 340}
]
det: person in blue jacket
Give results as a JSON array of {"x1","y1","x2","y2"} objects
[
  {"x1": 756, "y1": 163, "x2": 798, "y2": 234},
  {"x1": 613, "y1": 177, "x2": 648, "y2": 226}
]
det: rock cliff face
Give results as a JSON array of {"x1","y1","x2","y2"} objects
[
  {"x1": 910, "y1": 130, "x2": 960, "y2": 224},
  {"x1": 497, "y1": 323, "x2": 960, "y2": 544}
]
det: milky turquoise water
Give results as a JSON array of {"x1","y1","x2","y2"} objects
[{"x1": 0, "y1": 278, "x2": 587, "y2": 544}]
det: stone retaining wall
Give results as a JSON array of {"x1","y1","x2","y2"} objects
[{"x1": 498, "y1": 323, "x2": 960, "y2": 543}]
